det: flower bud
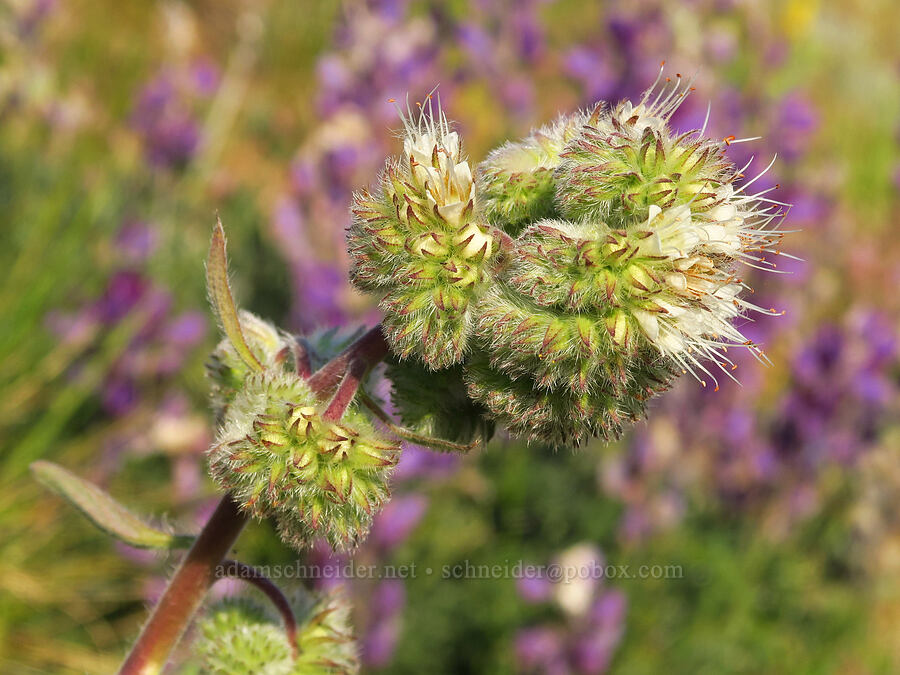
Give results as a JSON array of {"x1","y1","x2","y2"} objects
[
  {"x1": 478, "y1": 111, "x2": 589, "y2": 235},
  {"x1": 348, "y1": 100, "x2": 499, "y2": 369},
  {"x1": 556, "y1": 77, "x2": 732, "y2": 221},
  {"x1": 208, "y1": 371, "x2": 399, "y2": 551},
  {"x1": 192, "y1": 589, "x2": 358, "y2": 674},
  {"x1": 206, "y1": 310, "x2": 298, "y2": 420}
]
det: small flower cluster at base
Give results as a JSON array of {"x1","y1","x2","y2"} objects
[
  {"x1": 191, "y1": 589, "x2": 358, "y2": 674},
  {"x1": 348, "y1": 98, "x2": 500, "y2": 369},
  {"x1": 208, "y1": 371, "x2": 399, "y2": 551}
]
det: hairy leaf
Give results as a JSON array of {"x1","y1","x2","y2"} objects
[{"x1": 31, "y1": 461, "x2": 194, "y2": 549}]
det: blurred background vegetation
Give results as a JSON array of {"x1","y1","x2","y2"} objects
[{"x1": 1, "y1": 0, "x2": 899, "y2": 673}]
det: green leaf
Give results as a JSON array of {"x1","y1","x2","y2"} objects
[
  {"x1": 206, "y1": 217, "x2": 264, "y2": 373},
  {"x1": 358, "y1": 391, "x2": 481, "y2": 455},
  {"x1": 30, "y1": 461, "x2": 194, "y2": 549}
]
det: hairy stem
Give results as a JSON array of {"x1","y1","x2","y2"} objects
[
  {"x1": 322, "y1": 359, "x2": 368, "y2": 422},
  {"x1": 292, "y1": 338, "x2": 313, "y2": 379},
  {"x1": 306, "y1": 324, "x2": 389, "y2": 398},
  {"x1": 217, "y1": 559, "x2": 299, "y2": 659},
  {"x1": 117, "y1": 496, "x2": 248, "y2": 675}
]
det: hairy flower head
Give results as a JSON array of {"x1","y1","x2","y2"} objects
[
  {"x1": 208, "y1": 371, "x2": 399, "y2": 550},
  {"x1": 348, "y1": 95, "x2": 500, "y2": 368},
  {"x1": 344, "y1": 74, "x2": 789, "y2": 447},
  {"x1": 465, "y1": 70, "x2": 789, "y2": 444}
]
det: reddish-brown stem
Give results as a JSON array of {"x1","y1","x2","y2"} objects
[
  {"x1": 216, "y1": 559, "x2": 299, "y2": 659},
  {"x1": 117, "y1": 496, "x2": 248, "y2": 675},
  {"x1": 306, "y1": 324, "x2": 389, "y2": 398},
  {"x1": 322, "y1": 359, "x2": 368, "y2": 422},
  {"x1": 292, "y1": 338, "x2": 312, "y2": 379}
]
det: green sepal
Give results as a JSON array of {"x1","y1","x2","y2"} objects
[{"x1": 385, "y1": 357, "x2": 494, "y2": 446}]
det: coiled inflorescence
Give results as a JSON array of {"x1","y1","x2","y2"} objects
[
  {"x1": 478, "y1": 112, "x2": 588, "y2": 235},
  {"x1": 352, "y1": 72, "x2": 788, "y2": 446},
  {"x1": 348, "y1": 98, "x2": 500, "y2": 369},
  {"x1": 208, "y1": 370, "x2": 398, "y2": 551}
]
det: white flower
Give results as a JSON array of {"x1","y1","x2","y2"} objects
[
  {"x1": 553, "y1": 543, "x2": 604, "y2": 616},
  {"x1": 644, "y1": 204, "x2": 697, "y2": 258},
  {"x1": 399, "y1": 98, "x2": 475, "y2": 227},
  {"x1": 611, "y1": 65, "x2": 696, "y2": 136},
  {"x1": 630, "y1": 188, "x2": 787, "y2": 388}
]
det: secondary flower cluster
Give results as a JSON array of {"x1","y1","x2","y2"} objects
[
  {"x1": 207, "y1": 313, "x2": 399, "y2": 551},
  {"x1": 348, "y1": 100, "x2": 499, "y2": 368},
  {"x1": 350, "y1": 74, "x2": 787, "y2": 446},
  {"x1": 191, "y1": 589, "x2": 358, "y2": 674}
]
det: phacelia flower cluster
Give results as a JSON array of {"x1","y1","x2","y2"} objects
[
  {"x1": 348, "y1": 97, "x2": 500, "y2": 369},
  {"x1": 204, "y1": 228, "x2": 401, "y2": 552},
  {"x1": 351, "y1": 73, "x2": 788, "y2": 446},
  {"x1": 192, "y1": 590, "x2": 358, "y2": 674},
  {"x1": 208, "y1": 369, "x2": 398, "y2": 551}
]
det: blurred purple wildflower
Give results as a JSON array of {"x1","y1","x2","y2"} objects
[
  {"x1": 514, "y1": 547, "x2": 627, "y2": 675},
  {"x1": 131, "y1": 59, "x2": 218, "y2": 171},
  {"x1": 517, "y1": 574, "x2": 554, "y2": 604},
  {"x1": 48, "y1": 217, "x2": 207, "y2": 418},
  {"x1": 607, "y1": 310, "x2": 900, "y2": 540},
  {"x1": 516, "y1": 627, "x2": 567, "y2": 674},
  {"x1": 115, "y1": 221, "x2": 158, "y2": 263},
  {"x1": 771, "y1": 92, "x2": 819, "y2": 162},
  {"x1": 370, "y1": 494, "x2": 428, "y2": 551},
  {"x1": 362, "y1": 580, "x2": 406, "y2": 668},
  {"x1": 17, "y1": 0, "x2": 56, "y2": 39}
]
